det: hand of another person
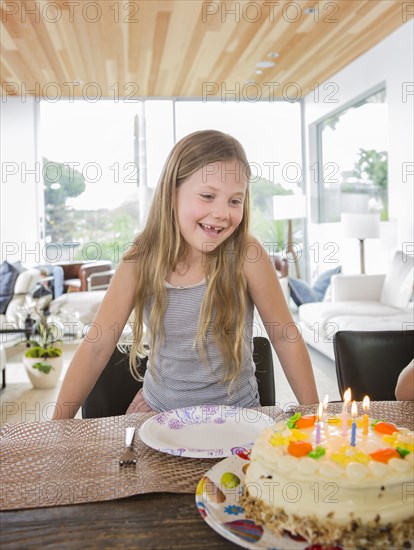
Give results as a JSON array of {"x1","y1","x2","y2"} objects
[{"x1": 395, "y1": 359, "x2": 414, "y2": 401}]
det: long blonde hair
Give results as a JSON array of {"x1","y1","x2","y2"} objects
[{"x1": 124, "y1": 129, "x2": 252, "y2": 388}]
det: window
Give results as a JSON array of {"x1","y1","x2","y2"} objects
[
  {"x1": 40, "y1": 100, "x2": 174, "y2": 263},
  {"x1": 316, "y1": 87, "x2": 388, "y2": 223}
]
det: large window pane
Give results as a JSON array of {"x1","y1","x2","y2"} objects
[
  {"x1": 317, "y1": 88, "x2": 388, "y2": 222},
  {"x1": 40, "y1": 100, "x2": 168, "y2": 263}
]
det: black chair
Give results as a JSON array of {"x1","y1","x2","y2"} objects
[
  {"x1": 82, "y1": 336, "x2": 275, "y2": 418},
  {"x1": 252, "y1": 336, "x2": 275, "y2": 406},
  {"x1": 334, "y1": 330, "x2": 414, "y2": 401}
]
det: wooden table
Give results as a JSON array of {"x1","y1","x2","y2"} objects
[
  {"x1": 2, "y1": 402, "x2": 412, "y2": 549},
  {"x1": 0, "y1": 493, "x2": 238, "y2": 549}
]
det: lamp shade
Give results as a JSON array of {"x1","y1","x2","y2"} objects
[
  {"x1": 341, "y1": 213, "x2": 380, "y2": 239},
  {"x1": 273, "y1": 194, "x2": 307, "y2": 221}
]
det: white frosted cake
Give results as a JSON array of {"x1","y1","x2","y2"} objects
[{"x1": 241, "y1": 412, "x2": 414, "y2": 548}]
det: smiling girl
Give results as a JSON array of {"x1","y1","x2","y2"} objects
[{"x1": 53, "y1": 130, "x2": 318, "y2": 419}]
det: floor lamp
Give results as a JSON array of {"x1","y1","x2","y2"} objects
[
  {"x1": 341, "y1": 213, "x2": 380, "y2": 274},
  {"x1": 273, "y1": 194, "x2": 307, "y2": 278}
]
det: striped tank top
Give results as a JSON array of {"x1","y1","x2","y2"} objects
[{"x1": 142, "y1": 280, "x2": 260, "y2": 412}]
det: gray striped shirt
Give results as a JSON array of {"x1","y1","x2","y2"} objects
[{"x1": 142, "y1": 280, "x2": 260, "y2": 412}]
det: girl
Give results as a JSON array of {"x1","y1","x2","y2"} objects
[{"x1": 52, "y1": 130, "x2": 318, "y2": 419}]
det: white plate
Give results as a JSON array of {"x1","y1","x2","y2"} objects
[
  {"x1": 139, "y1": 405, "x2": 273, "y2": 458},
  {"x1": 195, "y1": 455, "x2": 312, "y2": 550}
]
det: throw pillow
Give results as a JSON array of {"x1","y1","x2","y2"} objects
[
  {"x1": 313, "y1": 266, "x2": 342, "y2": 300},
  {"x1": 288, "y1": 266, "x2": 342, "y2": 307},
  {"x1": 289, "y1": 278, "x2": 320, "y2": 307},
  {"x1": 12, "y1": 261, "x2": 26, "y2": 274},
  {"x1": 380, "y1": 251, "x2": 414, "y2": 309},
  {"x1": 0, "y1": 261, "x2": 20, "y2": 314}
]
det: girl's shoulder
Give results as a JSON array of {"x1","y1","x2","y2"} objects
[
  {"x1": 242, "y1": 236, "x2": 272, "y2": 269},
  {"x1": 242, "y1": 236, "x2": 279, "y2": 285},
  {"x1": 242, "y1": 236, "x2": 289, "y2": 317}
]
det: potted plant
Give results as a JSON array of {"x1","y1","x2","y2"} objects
[{"x1": 23, "y1": 311, "x2": 63, "y2": 389}]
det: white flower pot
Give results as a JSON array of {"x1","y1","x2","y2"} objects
[{"x1": 23, "y1": 355, "x2": 63, "y2": 389}]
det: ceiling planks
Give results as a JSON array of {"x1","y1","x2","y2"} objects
[{"x1": 0, "y1": 0, "x2": 411, "y2": 98}]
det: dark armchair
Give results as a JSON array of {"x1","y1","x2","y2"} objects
[
  {"x1": 59, "y1": 261, "x2": 113, "y2": 292},
  {"x1": 334, "y1": 330, "x2": 414, "y2": 401}
]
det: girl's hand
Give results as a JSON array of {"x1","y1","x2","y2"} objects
[{"x1": 126, "y1": 388, "x2": 155, "y2": 413}]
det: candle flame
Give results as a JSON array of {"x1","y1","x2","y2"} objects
[
  {"x1": 351, "y1": 401, "x2": 357, "y2": 418},
  {"x1": 363, "y1": 395, "x2": 370, "y2": 412},
  {"x1": 317, "y1": 402, "x2": 323, "y2": 422},
  {"x1": 344, "y1": 388, "x2": 351, "y2": 403}
]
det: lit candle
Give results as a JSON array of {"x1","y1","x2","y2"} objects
[
  {"x1": 315, "y1": 402, "x2": 323, "y2": 445},
  {"x1": 342, "y1": 388, "x2": 351, "y2": 436},
  {"x1": 350, "y1": 401, "x2": 357, "y2": 446},
  {"x1": 362, "y1": 395, "x2": 370, "y2": 436}
]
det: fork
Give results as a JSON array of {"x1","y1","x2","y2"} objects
[{"x1": 119, "y1": 427, "x2": 137, "y2": 466}]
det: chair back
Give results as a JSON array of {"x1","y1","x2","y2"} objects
[
  {"x1": 334, "y1": 330, "x2": 414, "y2": 401},
  {"x1": 82, "y1": 336, "x2": 275, "y2": 418},
  {"x1": 81, "y1": 347, "x2": 145, "y2": 418},
  {"x1": 252, "y1": 336, "x2": 275, "y2": 406}
]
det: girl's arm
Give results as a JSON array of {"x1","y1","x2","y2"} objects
[
  {"x1": 244, "y1": 238, "x2": 319, "y2": 405},
  {"x1": 52, "y1": 260, "x2": 137, "y2": 419}
]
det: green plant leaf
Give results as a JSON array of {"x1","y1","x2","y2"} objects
[
  {"x1": 32, "y1": 362, "x2": 55, "y2": 374},
  {"x1": 44, "y1": 347, "x2": 62, "y2": 357},
  {"x1": 25, "y1": 347, "x2": 46, "y2": 358}
]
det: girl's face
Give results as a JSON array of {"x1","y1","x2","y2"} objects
[{"x1": 176, "y1": 161, "x2": 247, "y2": 261}]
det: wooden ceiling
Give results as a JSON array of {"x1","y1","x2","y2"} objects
[{"x1": 1, "y1": 0, "x2": 411, "y2": 99}]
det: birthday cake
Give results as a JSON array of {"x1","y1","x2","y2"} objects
[{"x1": 241, "y1": 411, "x2": 414, "y2": 549}]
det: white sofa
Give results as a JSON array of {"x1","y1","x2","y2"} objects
[
  {"x1": 298, "y1": 251, "x2": 414, "y2": 360},
  {"x1": 48, "y1": 290, "x2": 106, "y2": 326}
]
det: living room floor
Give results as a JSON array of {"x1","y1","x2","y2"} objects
[{"x1": 1, "y1": 341, "x2": 340, "y2": 428}]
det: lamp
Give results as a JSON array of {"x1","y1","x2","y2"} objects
[
  {"x1": 273, "y1": 194, "x2": 307, "y2": 278},
  {"x1": 341, "y1": 213, "x2": 380, "y2": 274}
]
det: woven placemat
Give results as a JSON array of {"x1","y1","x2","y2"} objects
[{"x1": 0, "y1": 402, "x2": 412, "y2": 511}]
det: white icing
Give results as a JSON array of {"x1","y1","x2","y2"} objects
[
  {"x1": 368, "y1": 461, "x2": 390, "y2": 477},
  {"x1": 251, "y1": 419, "x2": 413, "y2": 482},
  {"x1": 297, "y1": 457, "x2": 318, "y2": 475},
  {"x1": 389, "y1": 457, "x2": 411, "y2": 473},
  {"x1": 405, "y1": 453, "x2": 414, "y2": 465},
  {"x1": 318, "y1": 461, "x2": 342, "y2": 478},
  {"x1": 245, "y1": 417, "x2": 414, "y2": 525},
  {"x1": 245, "y1": 460, "x2": 411, "y2": 524},
  {"x1": 277, "y1": 455, "x2": 297, "y2": 473},
  {"x1": 346, "y1": 462, "x2": 368, "y2": 481}
]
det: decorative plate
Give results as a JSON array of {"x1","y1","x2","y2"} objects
[
  {"x1": 195, "y1": 454, "x2": 343, "y2": 550},
  {"x1": 139, "y1": 405, "x2": 273, "y2": 458}
]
